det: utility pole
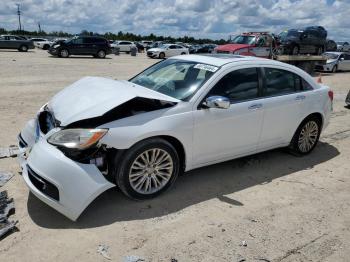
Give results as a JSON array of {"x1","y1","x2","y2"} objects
[
  {"x1": 16, "y1": 3, "x2": 22, "y2": 32},
  {"x1": 38, "y1": 22, "x2": 41, "y2": 33}
]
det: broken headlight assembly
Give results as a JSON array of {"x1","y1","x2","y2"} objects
[{"x1": 47, "y1": 128, "x2": 108, "y2": 150}]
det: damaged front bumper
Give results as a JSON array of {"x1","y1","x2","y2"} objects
[{"x1": 18, "y1": 119, "x2": 115, "y2": 221}]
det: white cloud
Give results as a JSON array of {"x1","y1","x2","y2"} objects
[{"x1": 0, "y1": 0, "x2": 349, "y2": 40}]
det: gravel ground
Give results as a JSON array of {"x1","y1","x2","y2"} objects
[{"x1": 0, "y1": 49, "x2": 349, "y2": 262}]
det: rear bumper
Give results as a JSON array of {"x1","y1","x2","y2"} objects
[{"x1": 18, "y1": 120, "x2": 115, "y2": 221}]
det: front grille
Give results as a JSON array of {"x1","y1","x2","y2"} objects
[
  {"x1": 27, "y1": 165, "x2": 59, "y2": 201},
  {"x1": 315, "y1": 65, "x2": 324, "y2": 70},
  {"x1": 38, "y1": 110, "x2": 56, "y2": 134}
]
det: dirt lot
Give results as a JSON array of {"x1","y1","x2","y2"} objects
[{"x1": 0, "y1": 49, "x2": 349, "y2": 262}]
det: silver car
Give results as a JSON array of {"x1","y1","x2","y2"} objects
[{"x1": 316, "y1": 52, "x2": 350, "y2": 72}]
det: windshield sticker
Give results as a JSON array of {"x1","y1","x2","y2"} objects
[{"x1": 194, "y1": 64, "x2": 218, "y2": 72}]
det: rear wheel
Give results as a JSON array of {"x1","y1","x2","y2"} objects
[
  {"x1": 19, "y1": 45, "x2": 28, "y2": 52},
  {"x1": 159, "y1": 52, "x2": 165, "y2": 59},
  {"x1": 97, "y1": 50, "x2": 106, "y2": 58},
  {"x1": 60, "y1": 49, "x2": 69, "y2": 58},
  {"x1": 317, "y1": 46, "x2": 323, "y2": 55},
  {"x1": 114, "y1": 138, "x2": 180, "y2": 200},
  {"x1": 289, "y1": 116, "x2": 321, "y2": 155},
  {"x1": 181, "y1": 52, "x2": 186, "y2": 55}
]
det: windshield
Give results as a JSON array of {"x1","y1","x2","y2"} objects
[
  {"x1": 279, "y1": 30, "x2": 301, "y2": 40},
  {"x1": 231, "y1": 35, "x2": 256, "y2": 45},
  {"x1": 324, "y1": 53, "x2": 339, "y2": 59},
  {"x1": 130, "y1": 59, "x2": 218, "y2": 101}
]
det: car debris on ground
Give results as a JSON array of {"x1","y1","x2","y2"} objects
[
  {"x1": 0, "y1": 191, "x2": 18, "y2": 239},
  {"x1": 0, "y1": 145, "x2": 22, "y2": 159},
  {"x1": 0, "y1": 171, "x2": 14, "y2": 187},
  {"x1": 97, "y1": 244, "x2": 112, "y2": 260}
]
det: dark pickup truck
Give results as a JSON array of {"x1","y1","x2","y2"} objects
[{"x1": 0, "y1": 35, "x2": 35, "y2": 52}]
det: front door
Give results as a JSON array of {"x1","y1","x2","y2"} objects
[{"x1": 193, "y1": 67, "x2": 264, "y2": 165}]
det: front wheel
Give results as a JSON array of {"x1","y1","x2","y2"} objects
[
  {"x1": 289, "y1": 116, "x2": 321, "y2": 155},
  {"x1": 60, "y1": 49, "x2": 69, "y2": 58},
  {"x1": 332, "y1": 65, "x2": 337, "y2": 73},
  {"x1": 114, "y1": 138, "x2": 180, "y2": 200},
  {"x1": 291, "y1": 45, "x2": 299, "y2": 55},
  {"x1": 159, "y1": 52, "x2": 165, "y2": 59}
]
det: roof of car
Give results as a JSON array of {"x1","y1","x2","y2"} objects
[{"x1": 171, "y1": 54, "x2": 267, "y2": 67}]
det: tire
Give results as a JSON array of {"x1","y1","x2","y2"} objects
[
  {"x1": 159, "y1": 52, "x2": 165, "y2": 59},
  {"x1": 59, "y1": 49, "x2": 69, "y2": 58},
  {"x1": 181, "y1": 52, "x2": 186, "y2": 55},
  {"x1": 114, "y1": 138, "x2": 180, "y2": 200},
  {"x1": 317, "y1": 46, "x2": 323, "y2": 55},
  {"x1": 289, "y1": 116, "x2": 322, "y2": 155},
  {"x1": 97, "y1": 50, "x2": 106, "y2": 58},
  {"x1": 332, "y1": 65, "x2": 337, "y2": 73},
  {"x1": 19, "y1": 45, "x2": 28, "y2": 52},
  {"x1": 43, "y1": 44, "x2": 50, "y2": 50},
  {"x1": 291, "y1": 45, "x2": 299, "y2": 55}
]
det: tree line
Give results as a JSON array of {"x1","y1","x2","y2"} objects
[{"x1": 0, "y1": 28, "x2": 228, "y2": 44}]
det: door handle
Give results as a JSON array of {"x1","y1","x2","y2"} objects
[
  {"x1": 295, "y1": 95, "x2": 306, "y2": 101},
  {"x1": 248, "y1": 103, "x2": 263, "y2": 110}
]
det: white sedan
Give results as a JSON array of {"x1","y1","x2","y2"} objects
[
  {"x1": 111, "y1": 40, "x2": 136, "y2": 53},
  {"x1": 147, "y1": 44, "x2": 189, "y2": 59},
  {"x1": 18, "y1": 55, "x2": 332, "y2": 221},
  {"x1": 34, "y1": 39, "x2": 53, "y2": 50}
]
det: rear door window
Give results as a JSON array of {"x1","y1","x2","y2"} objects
[{"x1": 263, "y1": 68, "x2": 303, "y2": 96}]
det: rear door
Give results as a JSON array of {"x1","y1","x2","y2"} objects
[{"x1": 258, "y1": 67, "x2": 308, "y2": 150}]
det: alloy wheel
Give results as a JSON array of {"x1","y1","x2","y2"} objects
[
  {"x1": 298, "y1": 121, "x2": 319, "y2": 153},
  {"x1": 129, "y1": 148, "x2": 173, "y2": 194}
]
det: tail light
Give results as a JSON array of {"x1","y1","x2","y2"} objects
[{"x1": 328, "y1": 90, "x2": 334, "y2": 101}]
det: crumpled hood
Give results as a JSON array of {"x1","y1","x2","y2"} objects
[
  {"x1": 216, "y1": 44, "x2": 251, "y2": 52},
  {"x1": 48, "y1": 76, "x2": 179, "y2": 126}
]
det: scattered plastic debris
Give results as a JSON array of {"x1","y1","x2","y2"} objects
[
  {"x1": 240, "y1": 240, "x2": 247, "y2": 247},
  {"x1": 97, "y1": 244, "x2": 111, "y2": 260},
  {"x1": 0, "y1": 191, "x2": 18, "y2": 239},
  {"x1": 122, "y1": 255, "x2": 145, "y2": 262},
  {"x1": 0, "y1": 145, "x2": 21, "y2": 159},
  {"x1": 0, "y1": 171, "x2": 14, "y2": 187}
]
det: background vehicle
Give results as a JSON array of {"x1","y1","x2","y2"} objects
[
  {"x1": 35, "y1": 39, "x2": 54, "y2": 50},
  {"x1": 29, "y1": 37, "x2": 48, "y2": 43},
  {"x1": 326, "y1": 39, "x2": 337, "y2": 51},
  {"x1": 215, "y1": 32, "x2": 277, "y2": 58},
  {"x1": 0, "y1": 35, "x2": 35, "y2": 52},
  {"x1": 146, "y1": 41, "x2": 164, "y2": 51},
  {"x1": 190, "y1": 44, "x2": 217, "y2": 54},
  {"x1": 18, "y1": 55, "x2": 332, "y2": 220},
  {"x1": 140, "y1": 40, "x2": 153, "y2": 47},
  {"x1": 48, "y1": 36, "x2": 112, "y2": 58},
  {"x1": 147, "y1": 44, "x2": 189, "y2": 58},
  {"x1": 316, "y1": 52, "x2": 350, "y2": 72},
  {"x1": 111, "y1": 41, "x2": 136, "y2": 53},
  {"x1": 278, "y1": 26, "x2": 327, "y2": 55},
  {"x1": 336, "y1": 41, "x2": 350, "y2": 52}
]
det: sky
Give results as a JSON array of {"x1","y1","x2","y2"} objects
[{"x1": 0, "y1": 0, "x2": 349, "y2": 41}]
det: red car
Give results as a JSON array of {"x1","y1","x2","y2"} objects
[{"x1": 215, "y1": 32, "x2": 278, "y2": 58}]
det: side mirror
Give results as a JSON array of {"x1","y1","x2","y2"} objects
[{"x1": 203, "y1": 96, "x2": 230, "y2": 109}]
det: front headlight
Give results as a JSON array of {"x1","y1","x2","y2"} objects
[
  {"x1": 53, "y1": 44, "x2": 60, "y2": 48},
  {"x1": 47, "y1": 129, "x2": 108, "y2": 150}
]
